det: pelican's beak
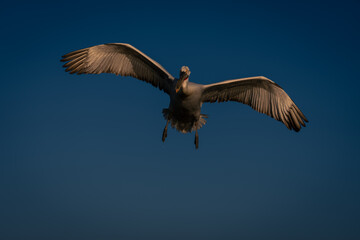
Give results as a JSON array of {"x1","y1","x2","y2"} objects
[{"x1": 176, "y1": 72, "x2": 188, "y2": 93}]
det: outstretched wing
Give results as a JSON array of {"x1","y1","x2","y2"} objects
[
  {"x1": 61, "y1": 43, "x2": 175, "y2": 94},
  {"x1": 201, "y1": 76, "x2": 308, "y2": 131}
]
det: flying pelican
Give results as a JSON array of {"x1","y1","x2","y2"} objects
[{"x1": 61, "y1": 43, "x2": 308, "y2": 149}]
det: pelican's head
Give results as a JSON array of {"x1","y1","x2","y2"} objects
[{"x1": 176, "y1": 66, "x2": 191, "y2": 93}]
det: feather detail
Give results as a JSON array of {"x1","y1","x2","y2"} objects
[
  {"x1": 201, "y1": 76, "x2": 308, "y2": 131},
  {"x1": 61, "y1": 43, "x2": 174, "y2": 94}
]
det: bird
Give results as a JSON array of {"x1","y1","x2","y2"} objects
[{"x1": 61, "y1": 43, "x2": 308, "y2": 149}]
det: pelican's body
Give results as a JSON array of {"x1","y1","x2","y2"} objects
[
  {"x1": 61, "y1": 43, "x2": 308, "y2": 149},
  {"x1": 166, "y1": 79, "x2": 204, "y2": 133}
]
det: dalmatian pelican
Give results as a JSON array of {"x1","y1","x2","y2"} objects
[{"x1": 61, "y1": 43, "x2": 308, "y2": 149}]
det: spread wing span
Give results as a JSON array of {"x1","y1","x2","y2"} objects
[
  {"x1": 61, "y1": 43, "x2": 174, "y2": 94},
  {"x1": 201, "y1": 76, "x2": 308, "y2": 131}
]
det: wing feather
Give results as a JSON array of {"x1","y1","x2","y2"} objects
[
  {"x1": 201, "y1": 76, "x2": 308, "y2": 131},
  {"x1": 61, "y1": 43, "x2": 174, "y2": 94}
]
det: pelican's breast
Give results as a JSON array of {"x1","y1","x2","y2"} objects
[{"x1": 165, "y1": 82, "x2": 206, "y2": 133}]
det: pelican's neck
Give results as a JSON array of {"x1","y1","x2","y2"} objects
[{"x1": 181, "y1": 78, "x2": 189, "y2": 94}]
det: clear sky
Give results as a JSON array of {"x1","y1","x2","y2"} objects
[{"x1": 1, "y1": 0, "x2": 359, "y2": 239}]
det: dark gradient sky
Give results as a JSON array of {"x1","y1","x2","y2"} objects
[{"x1": 1, "y1": 1, "x2": 360, "y2": 239}]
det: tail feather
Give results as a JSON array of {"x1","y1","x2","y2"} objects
[{"x1": 162, "y1": 109, "x2": 207, "y2": 133}]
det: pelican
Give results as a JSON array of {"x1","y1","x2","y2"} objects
[{"x1": 61, "y1": 43, "x2": 308, "y2": 149}]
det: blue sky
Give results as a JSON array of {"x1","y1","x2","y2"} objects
[{"x1": 1, "y1": 1, "x2": 359, "y2": 239}]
